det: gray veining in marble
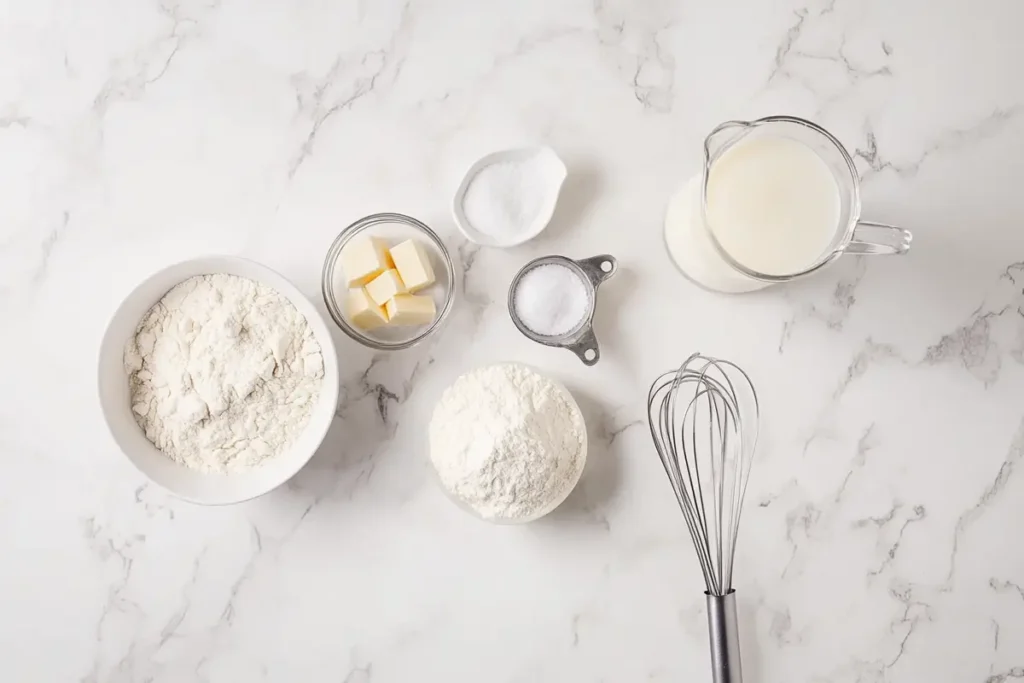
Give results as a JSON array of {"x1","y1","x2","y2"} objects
[{"x1": 1, "y1": 0, "x2": 1023, "y2": 681}]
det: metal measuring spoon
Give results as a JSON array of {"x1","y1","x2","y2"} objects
[{"x1": 507, "y1": 254, "x2": 618, "y2": 366}]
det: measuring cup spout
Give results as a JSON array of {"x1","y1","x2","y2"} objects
[{"x1": 703, "y1": 120, "x2": 753, "y2": 166}]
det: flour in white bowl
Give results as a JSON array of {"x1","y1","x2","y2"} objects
[
  {"x1": 429, "y1": 364, "x2": 587, "y2": 521},
  {"x1": 123, "y1": 274, "x2": 324, "y2": 473}
]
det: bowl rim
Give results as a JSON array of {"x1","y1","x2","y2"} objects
[
  {"x1": 97, "y1": 255, "x2": 340, "y2": 505},
  {"x1": 321, "y1": 212, "x2": 456, "y2": 351}
]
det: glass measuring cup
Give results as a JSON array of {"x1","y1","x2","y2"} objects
[{"x1": 667, "y1": 116, "x2": 912, "y2": 292}]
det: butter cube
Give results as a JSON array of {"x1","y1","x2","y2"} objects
[
  {"x1": 339, "y1": 236, "x2": 394, "y2": 287},
  {"x1": 389, "y1": 239, "x2": 435, "y2": 293},
  {"x1": 365, "y1": 268, "x2": 406, "y2": 306},
  {"x1": 385, "y1": 294, "x2": 436, "y2": 326},
  {"x1": 346, "y1": 288, "x2": 389, "y2": 330}
]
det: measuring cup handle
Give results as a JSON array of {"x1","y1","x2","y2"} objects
[
  {"x1": 576, "y1": 255, "x2": 618, "y2": 286},
  {"x1": 847, "y1": 220, "x2": 913, "y2": 255},
  {"x1": 567, "y1": 329, "x2": 601, "y2": 366}
]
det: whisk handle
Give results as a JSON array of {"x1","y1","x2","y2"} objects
[{"x1": 706, "y1": 591, "x2": 742, "y2": 683}]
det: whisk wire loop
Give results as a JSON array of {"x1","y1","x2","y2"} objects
[{"x1": 646, "y1": 353, "x2": 758, "y2": 597}]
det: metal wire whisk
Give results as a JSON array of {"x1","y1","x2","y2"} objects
[{"x1": 647, "y1": 353, "x2": 759, "y2": 683}]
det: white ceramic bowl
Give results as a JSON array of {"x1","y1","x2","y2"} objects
[
  {"x1": 98, "y1": 256, "x2": 340, "y2": 505},
  {"x1": 452, "y1": 146, "x2": 567, "y2": 248}
]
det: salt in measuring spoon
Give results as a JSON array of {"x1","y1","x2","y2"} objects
[{"x1": 508, "y1": 254, "x2": 618, "y2": 366}]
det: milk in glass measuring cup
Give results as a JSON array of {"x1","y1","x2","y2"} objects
[{"x1": 665, "y1": 116, "x2": 912, "y2": 293}]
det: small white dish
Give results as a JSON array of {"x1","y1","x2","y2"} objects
[
  {"x1": 98, "y1": 256, "x2": 340, "y2": 505},
  {"x1": 452, "y1": 145, "x2": 567, "y2": 248}
]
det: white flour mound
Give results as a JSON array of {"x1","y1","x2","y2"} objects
[
  {"x1": 124, "y1": 274, "x2": 324, "y2": 473},
  {"x1": 429, "y1": 363, "x2": 586, "y2": 521}
]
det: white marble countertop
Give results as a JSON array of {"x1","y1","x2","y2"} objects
[{"x1": 3, "y1": 0, "x2": 1023, "y2": 681}]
